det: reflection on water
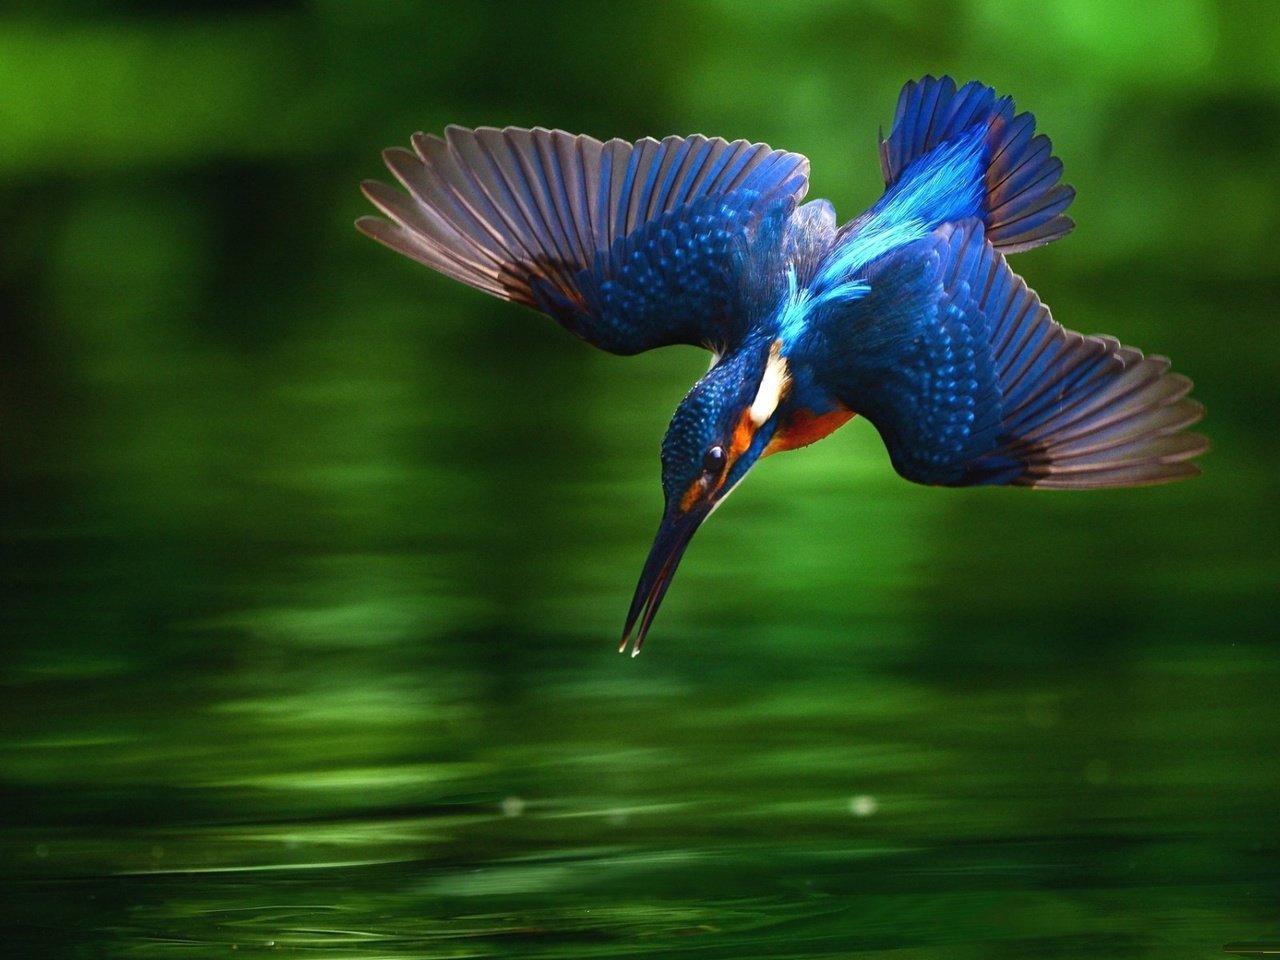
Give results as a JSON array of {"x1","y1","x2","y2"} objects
[{"x1": 4, "y1": 541, "x2": 1277, "y2": 957}]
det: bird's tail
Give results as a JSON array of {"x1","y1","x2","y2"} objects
[{"x1": 879, "y1": 77, "x2": 1075, "y2": 254}]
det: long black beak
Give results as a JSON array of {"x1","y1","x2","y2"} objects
[{"x1": 619, "y1": 503, "x2": 708, "y2": 656}]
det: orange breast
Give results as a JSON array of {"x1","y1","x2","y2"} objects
[{"x1": 765, "y1": 405, "x2": 856, "y2": 456}]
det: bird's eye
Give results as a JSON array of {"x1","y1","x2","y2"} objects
[{"x1": 702, "y1": 445, "x2": 726, "y2": 475}]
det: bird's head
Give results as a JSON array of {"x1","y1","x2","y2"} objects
[{"x1": 621, "y1": 339, "x2": 791, "y2": 654}]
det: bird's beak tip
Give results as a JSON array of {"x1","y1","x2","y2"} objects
[
  {"x1": 620, "y1": 502, "x2": 704, "y2": 658},
  {"x1": 618, "y1": 615, "x2": 648, "y2": 657}
]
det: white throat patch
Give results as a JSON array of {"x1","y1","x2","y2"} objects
[{"x1": 749, "y1": 342, "x2": 791, "y2": 426}]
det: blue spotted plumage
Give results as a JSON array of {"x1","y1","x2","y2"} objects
[
  {"x1": 359, "y1": 76, "x2": 1207, "y2": 653},
  {"x1": 536, "y1": 192, "x2": 762, "y2": 354}
]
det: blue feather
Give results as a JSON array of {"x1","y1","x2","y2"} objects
[
  {"x1": 879, "y1": 75, "x2": 1074, "y2": 253},
  {"x1": 803, "y1": 220, "x2": 1205, "y2": 488}
]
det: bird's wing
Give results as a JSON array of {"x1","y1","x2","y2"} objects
[
  {"x1": 810, "y1": 220, "x2": 1207, "y2": 488},
  {"x1": 358, "y1": 128, "x2": 809, "y2": 355}
]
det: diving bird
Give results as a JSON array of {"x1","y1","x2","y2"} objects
[{"x1": 357, "y1": 76, "x2": 1207, "y2": 655}]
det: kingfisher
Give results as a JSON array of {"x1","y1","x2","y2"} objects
[{"x1": 358, "y1": 77, "x2": 1207, "y2": 655}]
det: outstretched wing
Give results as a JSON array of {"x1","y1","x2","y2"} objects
[
  {"x1": 358, "y1": 128, "x2": 809, "y2": 355},
  {"x1": 811, "y1": 220, "x2": 1206, "y2": 488}
]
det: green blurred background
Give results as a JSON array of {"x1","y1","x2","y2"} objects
[{"x1": 2, "y1": 2, "x2": 1278, "y2": 957}]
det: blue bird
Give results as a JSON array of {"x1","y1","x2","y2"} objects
[{"x1": 358, "y1": 77, "x2": 1207, "y2": 655}]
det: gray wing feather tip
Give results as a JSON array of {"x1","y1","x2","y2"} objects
[
  {"x1": 354, "y1": 214, "x2": 386, "y2": 236},
  {"x1": 1025, "y1": 460, "x2": 1203, "y2": 490}
]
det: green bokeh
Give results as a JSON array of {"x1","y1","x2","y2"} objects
[{"x1": 2, "y1": 2, "x2": 1277, "y2": 957}]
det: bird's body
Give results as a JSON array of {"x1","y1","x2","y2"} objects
[{"x1": 359, "y1": 77, "x2": 1207, "y2": 653}]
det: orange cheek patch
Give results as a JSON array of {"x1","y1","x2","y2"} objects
[
  {"x1": 729, "y1": 408, "x2": 756, "y2": 460},
  {"x1": 679, "y1": 478, "x2": 705, "y2": 513},
  {"x1": 765, "y1": 406, "x2": 856, "y2": 456},
  {"x1": 679, "y1": 411, "x2": 759, "y2": 513}
]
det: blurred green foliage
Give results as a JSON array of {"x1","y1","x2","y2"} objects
[{"x1": 1, "y1": 2, "x2": 1278, "y2": 957}]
